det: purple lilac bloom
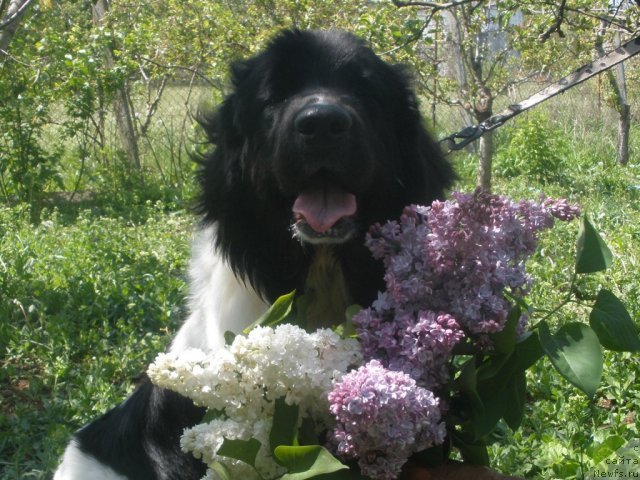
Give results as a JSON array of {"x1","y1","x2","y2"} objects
[
  {"x1": 328, "y1": 360, "x2": 446, "y2": 480},
  {"x1": 354, "y1": 189, "x2": 580, "y2": 384},
  {"x1": 355, "y1": 306, "x2": 464, "y2": 390}
]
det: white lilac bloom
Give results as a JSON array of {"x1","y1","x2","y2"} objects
[
  {"x1": 148, "y1": 324, "x2": 362, "y2": 479},
  {"x1": 181, "y1": 419, "x2": 271, "y2": 480},
  {"x1": 328, "y1": 360, "x2": 446, "y2": 480}
]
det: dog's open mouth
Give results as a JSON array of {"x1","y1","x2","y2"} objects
[{"x1": 292, "y1": 182, "x2": 358, "y2": 244}]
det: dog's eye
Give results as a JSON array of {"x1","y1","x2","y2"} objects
[
  {"x1": 262, "y1": 92, "x2": 289, "y2": 107},
  {"x1": 353, "y1": 79, "x2": 383, "y2": 106},
  {"x1": 262, "y1": 96, "x2": 288, "y2": 115}
]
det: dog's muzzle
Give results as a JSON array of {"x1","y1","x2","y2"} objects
[{"x1": 279, "y1": 96, "x2": 369, "y2": 244}]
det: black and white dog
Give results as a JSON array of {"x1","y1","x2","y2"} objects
[{"x1": 54, "y1": 29, "x2": 455, "y2": 480}]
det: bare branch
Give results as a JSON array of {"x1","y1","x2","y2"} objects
[
  {"x1": 139, "y1": 75, "x2": 168, "y2": 136},
  {"x1": 561, "y1": 5, "x2": 635, "y2": 33},
  {"x1": 0, "y1": 0, "x2": 10, "y2": 18},
  {"x1": 379, "y1": 17, "x2": 433, "y2": 56},
  {"x1": 0, "y1": 45, "x2": 34, "y2": 66},
  {"x1": 392, "y1": 0, "x2": 483, "y2": 11},
  {"x1": 533, "y1": 0, "x2": 635, "y2": 34},
  {"x1": 539, "y1": 0, "x2": 567, "y2": 42},
  {"x1": 136, "y1": 55, "x2": 220, "y2": 89},
  {"x1": 0, "y1": 0, "x2": 33, "y2": 30}
]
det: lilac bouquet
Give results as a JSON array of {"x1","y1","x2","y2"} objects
[
  {"x1": 151, "y1": 189, "x2": 638, "y2": 480},
  {"x1": 149, "y1": 324, "x2": 363, "y2": 479}
]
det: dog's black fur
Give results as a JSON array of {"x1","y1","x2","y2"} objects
[
  {"x1": 58, "y1": 29, "x2": 455, "y2": 480},
  {"x1": 74, "y1": 383, "x2": 207, "y2": 480}
]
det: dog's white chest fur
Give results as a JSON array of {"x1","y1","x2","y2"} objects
[{"x1": 169, "y1": 226, "x2": 270, "y2": 354}]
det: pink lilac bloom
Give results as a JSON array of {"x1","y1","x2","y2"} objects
[
  {"x1": 328, "y1": 360, "x2": 446, "y2": 480},
  {"x1": 354, "y1": 189, "x2": 580, "y2": 387}
]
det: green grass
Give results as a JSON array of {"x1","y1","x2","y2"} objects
[
  {"x1": 1, "y1": 81, "x2": 639, "y2": 479},
  {"x1": 0, "y1": 202, "x2": 193, "y2": 479}
]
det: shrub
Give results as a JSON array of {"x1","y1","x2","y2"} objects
[{"x1": 494, "y1": 112, "x2": 568, "y2": 184}]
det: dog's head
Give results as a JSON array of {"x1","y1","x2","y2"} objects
[{"x1": 197, "y1": 29, "x2": 455, "y2": 302}]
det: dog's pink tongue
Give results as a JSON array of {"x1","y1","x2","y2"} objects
[{"x1": 293, "y1": 186, "x2": 356, "y2": 233}]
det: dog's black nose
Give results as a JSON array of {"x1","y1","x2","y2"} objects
[{"x1": 294, "y1": 104, "x2": 352, "y2": 140}]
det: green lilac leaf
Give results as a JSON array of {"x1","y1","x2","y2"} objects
[
  {"x1": 451, "y1": 432, "x2": 490, "y2": 466},
  {"x1": 223, "y1": 330, "x2": 236, "y2": 346},
  {"x1": 243, "y1": 290, "x2": 296, "y2": 334},
  {"x1": 589, "y1": 289, "x2": 640, "y2": 352},
  {"x1": 512, "y1": 331, "x2": 544, "y2": 372},
  {"x1": 491, "y1": 305, "x2": 520, "y2": 354},
  {"x1": 575, "y1": 215, "x2": 612, "y2": 274},
  {"x1": 474, "y1": 386, "x2": 508, "y2": 438},
  {"x1": 456, "y1": 358, "x2": 484, "y2": 417},
  {"x1": 216, "y1": 437, "x2": 262, "y2": 468},
  {"x1": 275, "y1": 445, "x2": 348, "y2": 480},
  {"x1": 270, "y1": 397, "x2": 300, "y2": 461},
  {"x1": 538, "y1": 321, "x2": 603, "y2": 398},
  {"x1": 210, "y1": 461, "x2": 232, "y2": 480},
  {"x1": 503, "y1": 370, "x2": 527, "y2": 431}
]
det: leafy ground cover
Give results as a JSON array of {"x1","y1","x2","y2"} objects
[
  {"x1": 0, "y1": 201, "x2": 193, "y2": 479},
  {"x1": 1, "y1": 105, "x2": 639, "y2": 479}
]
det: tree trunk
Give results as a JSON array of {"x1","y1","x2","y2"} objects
[
  {"x1": 442, "y1": 8, "x2": 497, "y2": 187},
  {"x1": 473, "y1": 84, "x2": 494, "y2": 192},
  {"x1": 92, "y1": 0, "x2": 140, "y2": 170},
  {"x1": 601, "y1": 64, "x2": 631, "y2": 166},
  {"x1": 596, "y1": 27, "x2": 631, "y2": 166},
  {"x1": 613, "y1": 32, "x2": 630, "y2": 166},
  {"x1": 111, "y1": 77, "x2": 141, "y2": 170},
  {"x1": 477, "y1": 130, "x2": 494, "y2": 191},
  {"x1": 0, "y1": 0, "x2": 32, "y2": 57},
  {"x1": 617, "y1": 103, "x2": 630, "y2": 166}
]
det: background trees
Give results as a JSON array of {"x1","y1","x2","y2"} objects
[
  {"x1": 0, "y1": 0, "x2": 637, "y2": 202},
  {"x1": 394, "y1": 0, "x2": 638, "y2": 189},
  {"x1": 0, "y1": 0, "x2": 34, "y2": 56}
]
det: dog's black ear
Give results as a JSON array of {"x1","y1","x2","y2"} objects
[
  {"x1": 193, "y1": 79, "x2": 251, "y2": 227},
  {"x1": 194, "y1": 111, "x2": 238, "y2": 225},
  {"x1": 194, "y1": 56, "x2": 259, "y2": 151},
  {"x1": 230, "y1": 58, "x2": 254, "y2": 87},
  {"x1": 379, "y1": 63, "x2": 456, "y2": 204},
  {"x1": 193, "y1": 107, "x2": 222, "y2": 147},
  {"x1": 411, "y1": 124, "x2": 457, "y2": 203},
  {"x1": 397, "y1": 91, "x2": 457, "y2": 204}
]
